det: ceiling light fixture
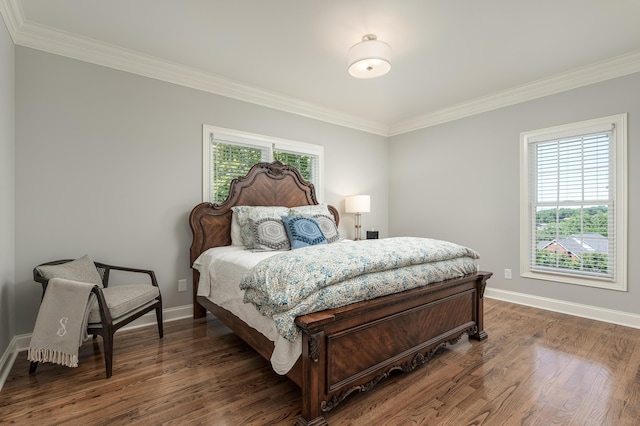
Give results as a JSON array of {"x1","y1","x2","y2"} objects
[{"x1": 348, "y1": 34, "x2": 391, "y2": 79}]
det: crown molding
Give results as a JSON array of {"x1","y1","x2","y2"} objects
[
  {"x1": 1, "y1": 1, "x2": 389, "y2": 136},
  {"x1": 389, "y1": 50, "x2": 640, "y2": 136},
  {"x1": 0, "y1": 0, "x2": 23, "y2": 42},
  {"x1": 3, "y1": 0, "x2": 639, "y2": 138}
]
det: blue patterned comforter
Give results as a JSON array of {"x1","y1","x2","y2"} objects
[{"x1": 240, "y1": 237, "x2": 479, "y2": 341}]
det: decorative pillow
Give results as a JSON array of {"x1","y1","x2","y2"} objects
[
  {"x1": 250, "y1": 218, "x2": 291, "y2": 251},
  {"x1": 288, "y1": 204, "x2": 331, "y2": 217},
  {"x1": 312, "y1": 214, "x2": 340, "y2": 243},
  {"x1": 231, "y1": 206, "x2": 290, "y2": 249},
  {"x1": 35, "y1": 254, "x2": 104, "y2": 288},
  {"x1": 281, "y1": 216, "x2": 327, "y2": 250}
]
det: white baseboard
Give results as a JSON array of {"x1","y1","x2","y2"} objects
[
  {"x1": 0, "y1": 304, "x2": 193, "y2": 391},
  {"x1": 0, "y1": 336, "x2": 20, "y2": 391},
  {"x1": 485, "y1": 287, "x2": 640, "y2": 329}
]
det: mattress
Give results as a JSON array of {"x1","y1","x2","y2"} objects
[
  {"x1": 193, "y1": 246, "x2": 301, "y2": 374},
  {"x1": 193, "y1": 238, "x2": 479, "y2": 374}
]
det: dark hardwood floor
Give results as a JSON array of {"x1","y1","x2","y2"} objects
[{"x1": 2, "y1": 298, "x2": 640, "y2": 425}]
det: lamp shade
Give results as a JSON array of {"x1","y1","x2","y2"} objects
[
  {"x1": 348, "y1": 34, "x2": 391, "y2": 79},
  {"x1": 345, "y1": 195, "x2": 371, "y2": 213}
]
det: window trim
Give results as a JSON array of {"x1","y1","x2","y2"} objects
[
  {"x1": 202, "y1": 125, "x2": 324, "y2": 203},
  {"x1": 519, "y1": 114, "x2": 628, "y2": 291}
]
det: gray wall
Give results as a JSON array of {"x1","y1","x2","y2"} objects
[
  {"x1": 0, "y1": 18, "x2": 15, "y2": 358},
  {"x1": 389, "y1": 72, "x2": 639, "y2": 314},
  {"x1": 14, "y1": 47, "x2": 389, "y2": 335},
  {"x1": 10, "y1": 37, "x2": 637, "y2": 352}
]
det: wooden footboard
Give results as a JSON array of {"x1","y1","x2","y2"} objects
[{"x1": 293, "y1": 271, "x2": 491, "y2": 426}]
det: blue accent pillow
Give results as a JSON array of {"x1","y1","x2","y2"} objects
[{"x1": 281, "y1": 216, "x2": 327, "y2": 249}]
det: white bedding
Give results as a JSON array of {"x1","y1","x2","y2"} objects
[{"x1": 192, "y1": 246, "x2": 301, "y2": 374}]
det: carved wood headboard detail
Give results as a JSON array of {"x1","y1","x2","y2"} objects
[{"x1": 189, "y1": 161, "x2": 339, "y2": 267}]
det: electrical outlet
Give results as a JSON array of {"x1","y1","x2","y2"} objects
[
  {"x1": 504, "y1": 269, "x2": 512, "y2": 280},
  {"x1": 178, "y1": 279, "x2": 187, "y2": 292}
]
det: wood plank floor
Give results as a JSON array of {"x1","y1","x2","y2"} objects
[{"x1": 2, "y1": 298, "x2": 640, "y2": 425}]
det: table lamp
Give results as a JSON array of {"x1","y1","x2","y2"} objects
[{"x1": 345, "y1": 195, "x2": 370, "y2": 241}]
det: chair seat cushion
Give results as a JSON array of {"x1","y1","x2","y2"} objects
[{"x1": 89, "y1": 285, "x2": 160, "y2": 323}]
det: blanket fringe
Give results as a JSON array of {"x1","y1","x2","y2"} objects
[{"x1": 27, "y1": 347, "x2": 79, "y2": 368}]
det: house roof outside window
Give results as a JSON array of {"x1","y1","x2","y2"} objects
[{"x1": 537, "y1": 233, "x2": 608, "y2": 258}]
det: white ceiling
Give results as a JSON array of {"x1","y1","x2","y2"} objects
[{"x1": 3, "y1": 0, "x2": 640, "y2": 135}]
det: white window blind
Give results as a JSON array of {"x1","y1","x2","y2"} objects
[
  {"x1": 202, "y1": 125, "x2": 324, "y2": 203},
  {"x1": 211, "y1": 138, "x2": 269, "y2": 203},
  {"x1": 529, "y1": 129, "x2": 614, "y2": 278},
  {"x1": 273, "y1": 139, "x2": 321, "y2": 190},
  {"x1": 520, "y1": 114, "x2": 627, "y2": 291}
]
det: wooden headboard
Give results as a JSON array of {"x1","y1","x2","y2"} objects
[{"x1": 188, "y1": 161, "x2": 339, "y2": 317}]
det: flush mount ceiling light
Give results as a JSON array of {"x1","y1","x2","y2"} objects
[{"x1": 348, "y1": 34, "x2": 391, "y2": 79}]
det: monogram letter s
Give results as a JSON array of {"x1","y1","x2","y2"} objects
[{"x1": 57, "y1": 317, "x2": 69, "y2": 337}]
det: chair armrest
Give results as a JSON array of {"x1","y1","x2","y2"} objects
[
  {"x1": 94, "y1": 262, "x2": 159, "y2": 288},
  {"x1": 91, "y1": 285, "x2": 113, "y2": 325}
]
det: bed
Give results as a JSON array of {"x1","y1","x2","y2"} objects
[{"x1": 189, "y1": 161, "x2": 492, "y2": 425}]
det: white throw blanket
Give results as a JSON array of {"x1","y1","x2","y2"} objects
[{"x1": 27, "y1": 278, "x2": 96, "y2": 368}]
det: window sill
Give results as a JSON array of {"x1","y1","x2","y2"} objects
[{"x1": 520, "y1": 270, "x2": 626, "y2": 291}]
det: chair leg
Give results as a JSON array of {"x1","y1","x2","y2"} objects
[
  {"x1": 29, "y1": 361, "x2": 38, "y2": 374},
  {"x1": 103, "y1": 333, "x2": 113, "y2": 378},
  {"x1": 155, "y1": 306, "x2": 164, "y2": 338}
]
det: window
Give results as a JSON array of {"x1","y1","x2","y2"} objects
[
  {"x1": 519, "y1": 114, "x2": 627, "y2": 290},
  {"x1": 202, "y1": 125, "x2": 323, "y2": 203}
]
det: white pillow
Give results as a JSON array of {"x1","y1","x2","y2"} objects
[
  {"x1": 230, "y1": 212, "x2": 244, "y2": 246},
  {"x1": 288, "y1": 204, "x2": 331, "y2": 217}
]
